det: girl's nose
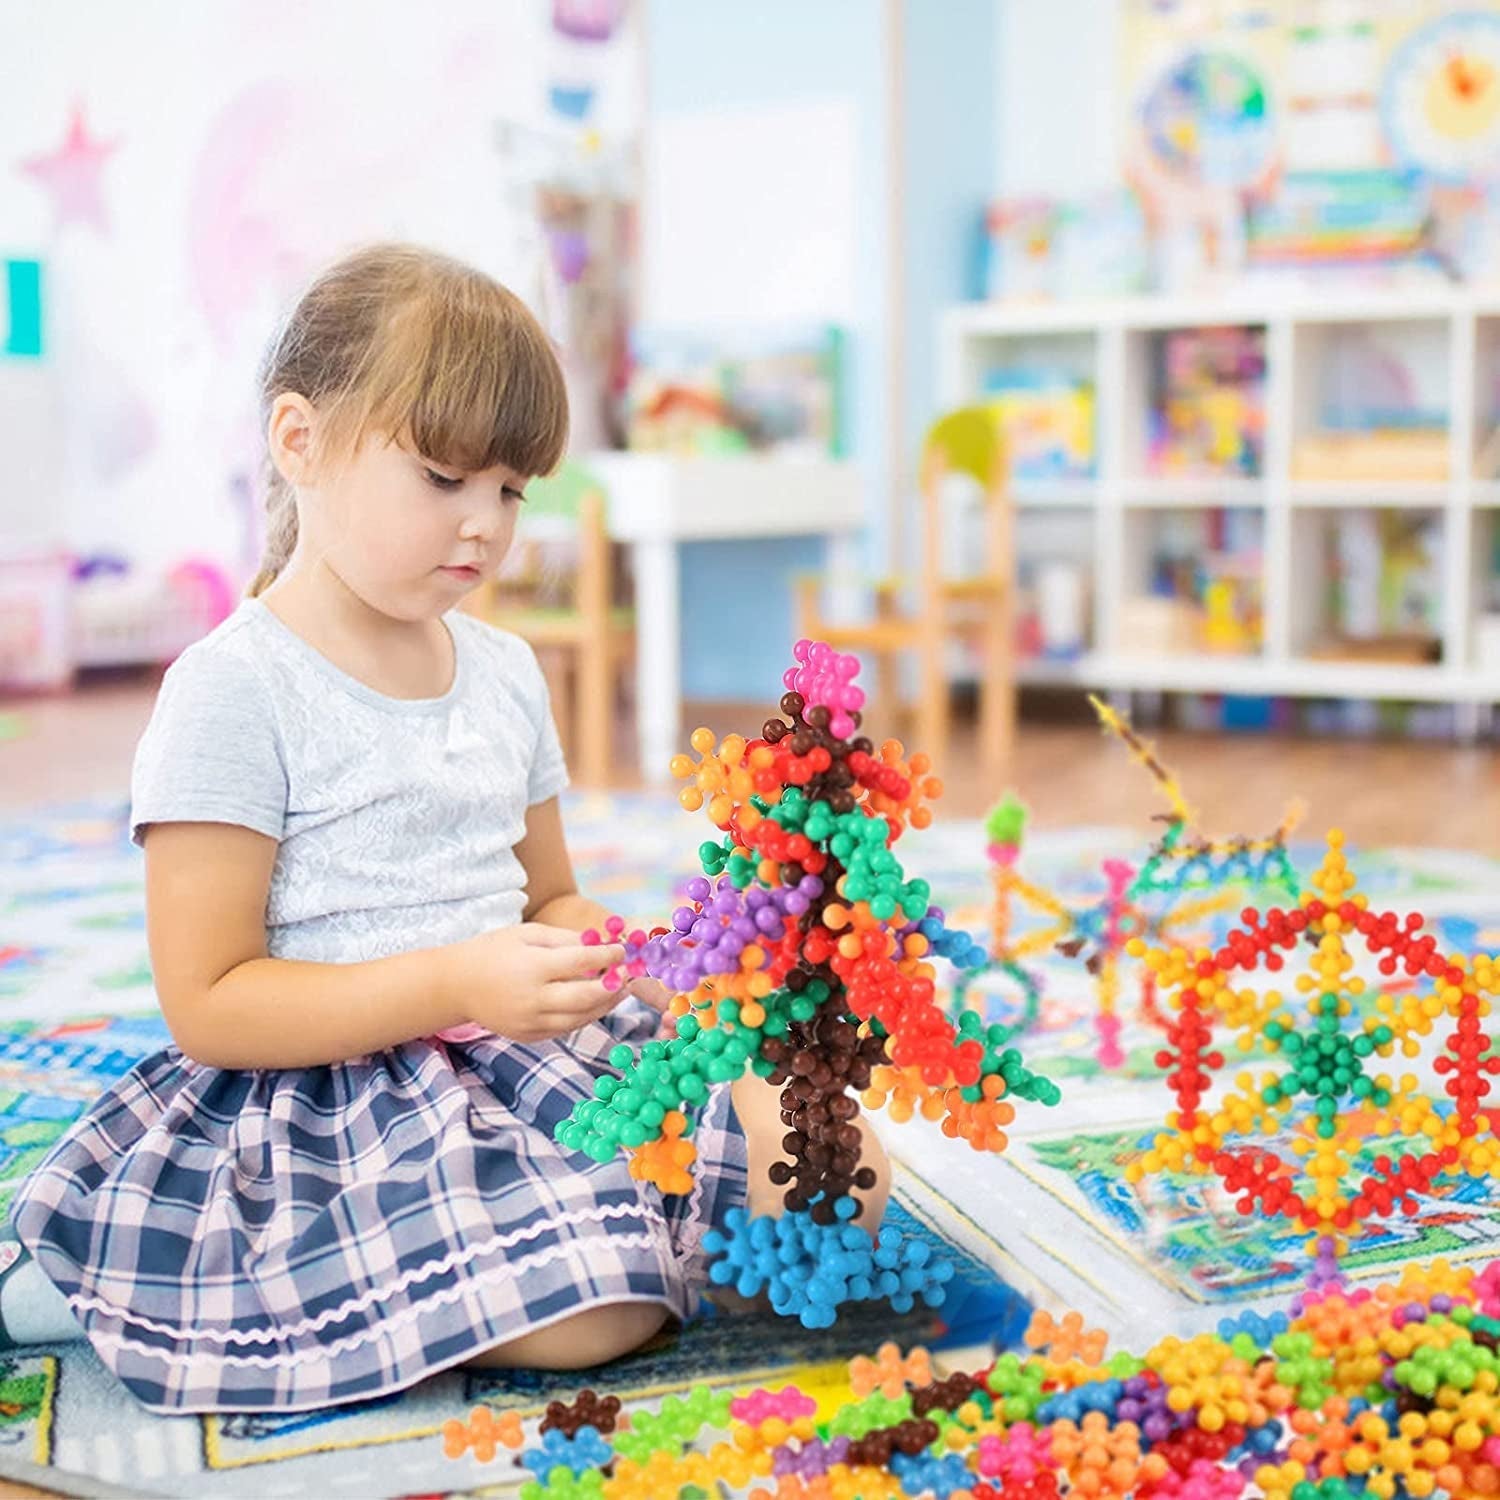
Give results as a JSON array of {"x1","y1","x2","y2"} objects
[{"x1": 460, "y1": 499, "x2": 502, "y2": 542}]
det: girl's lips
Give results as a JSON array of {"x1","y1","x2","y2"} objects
[{"x1": 441, "y1": 565, "x2": 481, "y2": 580}]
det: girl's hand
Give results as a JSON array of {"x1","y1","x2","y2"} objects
[
  {"x1": 621, "y1": 975, "x2": 672, "y2": 1012},
  {"x1": 450, "y1": 923, "x2": 627, "y2": 1043},
  {"x1": 620, "y1": 976, "x2": 683, "y2": 1040}
]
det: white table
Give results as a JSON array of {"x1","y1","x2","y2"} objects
[{"x1": 583, "y1": 452, "x2": 866, "y2": 781}]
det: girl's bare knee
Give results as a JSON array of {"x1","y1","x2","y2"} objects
[{"x1": 467, "y1": 1300, "x2": 668, "y2": 1372}]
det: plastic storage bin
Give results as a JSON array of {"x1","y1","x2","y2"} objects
[{"x1": 0, "y1": 552, "x2": 73, "y2": 691}]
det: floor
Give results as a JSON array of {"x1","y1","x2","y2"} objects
[
  {"x1": 0, "y1": 682, "x2": 1494, "y2": 1499},
  {"x1": 2, "y1": 674, "x2": 1498, "y2": 850}
]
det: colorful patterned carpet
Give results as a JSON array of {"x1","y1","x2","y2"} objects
[{"x1": 1, "y1": 793, "x2": 1499, "y2": 1496}]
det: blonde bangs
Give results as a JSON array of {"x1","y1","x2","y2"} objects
[{"x1": 317, "y1": 258, "x2": 569, "y2": 481}]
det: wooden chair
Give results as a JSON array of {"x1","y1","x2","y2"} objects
[
  {"x1": 464, "y1": 462, "x2": 634, "y2": 787},
  {"x1": 795, "y1": 405, "x2": 1015, "y2": 781}
]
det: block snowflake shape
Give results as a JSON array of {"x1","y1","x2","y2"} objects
[
  {"x1": 1126, "y1": 829, "x2": 1500, "y2": 1240},
  {"x1": 554, "y1": 640, "x2": 1061, "y2": 1326}
]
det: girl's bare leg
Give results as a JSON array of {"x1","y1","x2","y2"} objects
[{"x1": 466, "y1": 1300, "x2": 669, "y2": 1370}]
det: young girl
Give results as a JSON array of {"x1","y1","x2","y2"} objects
[{"x1": 7, "y1": 244, "x2": 885, "y2": 1413}]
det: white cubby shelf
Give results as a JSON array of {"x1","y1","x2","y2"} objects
[{"x1": 940, "y1": 289, "x2": 1500, "y2": 717}]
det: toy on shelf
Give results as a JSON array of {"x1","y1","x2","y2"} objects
[
  {"x1": 1020, "y1": 557, "x2": 1089, "y2": 663},
  {"x1": 446, "y1": 1257, "x2": 1500, "y2": 1499},
  {"x1": 1200, "y1": 578, "x2": 1255, "y2": 654},
  {"x1": 982, "y1": 372, "x2": 1095, "y2": 482},
  {"x1": 1147, "y1": 327, "x2": 1265, "y2": 479},
  {"x1": 1477, "y1": 420, "x2": 1500, "y2": 482},
  {"x1": 1245, "y1": 169, "x2": 1434, "y2": 275},
  {"x1": 1118, "y1": 595, "x2": 1206, "y2": 658},
  {"x1": 1123, "y1": 507, "x2": 1264, "y2": 658},
  {"x1": 983, "y1": 189, "x2": 1150, "y2": 302},
  {"x1": 1128, "y1": 830, "x2": 1500, "y2": 1245},
  {"x1": 624, "y1": 324, "x2": 845, "y2": 457},
  {"x1": 623, "y1": 383, "x2": 749, "y2": 454},
  {"x1": 1293, "y1": 325, "x2": 1450, "y2": 483},
  {"x1": 554, "y1": 639, "x2": 1062, "y2": 1329},
  {"x1": 1307, "y1": 508, "x2": 1445, "y2": 665},
  {"x1": 959, "y1": 699, "x2": 1300, "y2": 1070}
]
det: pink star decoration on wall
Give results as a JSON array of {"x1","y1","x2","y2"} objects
[{"x1": 19, "y1": 105, "x2": 120, "y2": 235}]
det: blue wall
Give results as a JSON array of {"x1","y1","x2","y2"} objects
[
  {"x1": 646, "y1": 0, "x2": 996, "y2": 701},
  {"x1": 902, "y1": 0, "x2": 996, "y2": 448}
]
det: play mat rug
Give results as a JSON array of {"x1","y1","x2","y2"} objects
[{"x1": 1, "y1": 793, "x2": 1499, "y2": 1495}]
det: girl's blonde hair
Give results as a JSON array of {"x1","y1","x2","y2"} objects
[{"x1": 249, "y1": 243, "x2": 569, "y2": 596}]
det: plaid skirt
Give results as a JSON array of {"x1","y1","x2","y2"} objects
[{"x1": 10, "y1": 1002, "x2": 746, "y2": 1414}]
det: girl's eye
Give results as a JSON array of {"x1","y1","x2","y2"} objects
[
  {"x1": 503, "y1": 487, "x2": 528, "y2": 504},
  {"x1": 423, "y1": 466, "x2": 463, "y2": 491}
]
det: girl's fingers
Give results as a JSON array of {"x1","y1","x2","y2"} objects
[
  {"x1": 543, "y1": 978, "x2": 622, "y2": 1016},
  {"x1": 547, "y1": 943, "x2": 625, "y2": 981},
  {"x1": 623, "y1": 977, "x2": 671, "y2": 1010},
  {"x1": 523, "y1": 923, "x2": 598, "y2": 947}
]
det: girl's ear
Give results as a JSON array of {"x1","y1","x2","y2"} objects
[{"x1": 268, "y1": 393, "x2": 319, "y2": 487}]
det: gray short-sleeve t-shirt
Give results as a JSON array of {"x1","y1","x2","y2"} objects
[{"x1": 130, "y1": 599, "x2": 569, "y2": 964}]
